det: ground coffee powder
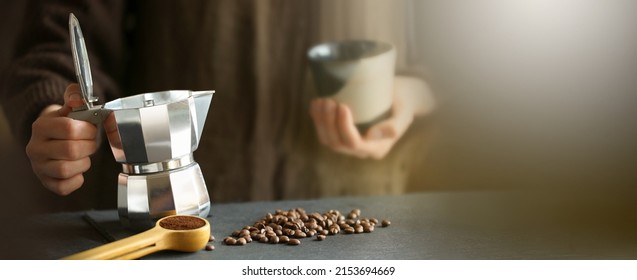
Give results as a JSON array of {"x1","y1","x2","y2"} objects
[{"x1": 159, "y1": 216, "x2": 206, "y2": 230}]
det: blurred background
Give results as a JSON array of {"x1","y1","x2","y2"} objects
[
  {"x1": 413, "y1": 0, "x2": 637, "y2": 196},
  {"x1": 1, "y1": 1, "x2": 636, "y2": 214},
  {"x1": 0, "y1": 1, "x2": 41, "y2": 212}
]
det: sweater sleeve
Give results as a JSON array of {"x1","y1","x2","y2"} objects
[{"x1": 0, "y1": 0, "x2": 125, "y2": 146}]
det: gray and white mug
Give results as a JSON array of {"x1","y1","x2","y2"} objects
[{"x1": 308, "y1": 40, "x2": 396, "y2": 132}]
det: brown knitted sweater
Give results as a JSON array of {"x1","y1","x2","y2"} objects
[{"x1": 1, "y1": 0, "x2": 427, "y2": 211}]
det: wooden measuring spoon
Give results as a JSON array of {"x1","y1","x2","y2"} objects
[{"x1": 63, "y1": 215, "x2": 210, "y2": 260}]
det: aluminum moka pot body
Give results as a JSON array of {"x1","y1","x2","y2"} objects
[
  {"x1": 101, "y1": 90, "x2": 214, "y2": 229},
  {"x1": 68, "y1": 13, "x2": 213, "y2": 229}
]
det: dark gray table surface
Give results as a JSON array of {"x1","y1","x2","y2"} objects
[{"x1": 16, "y1": 191, "x2": 637, "y2": 260}]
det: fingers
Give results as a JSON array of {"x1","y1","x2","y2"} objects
[
  {"x1": 359, "y1": 115, "x2": 406, "y2": 160},
  {"x1": 312, "y1": 98, "x2": 356, "y2": 150},
  {"x1": 311, "y1": 98, "x2": 367, "y2": 158},
  {"x1": 364, "y1": 91, "x2": 413, "y2": 142},
  {"x1": 311, "y1": 99, "x2": 363, "y2": 152},
  {"x1": 36, "y1": 157, "x2": 91, "y2": 179},
  {"x1": 27, "y1": 83, "x2": 96, "y2": 196},
  {"x1": 322, "y1": 99, "x2": 341, "y2": 147},
  {"x1": 59, "y1": 83, "x2": 84, "y2": 116},
  {"x1": 64, "y1": 83, "x2": 84, "y2": 107},
  {"x1": 365, "y1": 118, "x2": 399, "y2": 141},
  {"x1": 335, "y1": 104, "x2": 363, "y2": 149},
  {"x1": 27, "y1": 139, "x2": 97, "y2": 161},
  {"x1": 26, "y1": 137, "x2": 94, "y2": 196},
  {"x1": 40, "y1": 174, "x2": 85, "y2": 196},
  {"x1": 39, "y1": 104, "x2": 63, "y2": 118},
  {"x1": 31, "y1": 117, "x2": 97, "y2": 140},
  {"x1": 310, "y1": 99, "x2": 329, "y2": 145},
  {"x1": 310, "y1": 96, "x2": 415, "y2": 160}
]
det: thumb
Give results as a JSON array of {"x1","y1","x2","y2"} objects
[{"x1": 58, "y1": 83, "x2": 84, "y2": 116}]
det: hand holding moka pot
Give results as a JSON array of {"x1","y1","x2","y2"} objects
[{"x1": 68, "y1": 13, "x2": 214, "y2": 229}]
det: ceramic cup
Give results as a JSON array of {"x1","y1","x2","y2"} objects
[{"x1": 308, "y1": 40, "x2": 396, "y2": 132}]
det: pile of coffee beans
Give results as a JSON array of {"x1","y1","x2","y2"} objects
[{"x1": 223, "y1": 208, "x2": 390, "y2": 246}]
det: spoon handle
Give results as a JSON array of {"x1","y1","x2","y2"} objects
[
  {"x1": 62, "y1": 227, "x2": 165, "y2": 260},
  {"x1": 112, "y1": 245, "x2": 162, "y2": 260}
]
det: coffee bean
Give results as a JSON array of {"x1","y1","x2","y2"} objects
[
  {"x1": 244, "y1": 235, "x2": 252, "y2": 243},
  {"x1": 371, "y1": 218, "x2": 379, "y2": 225},
  {"x1": 288, "y1": 239, "x2": 301, "y2": 246},
  {"x1": 310, "y1": 213, "x2": 324, "y2": 222},
  {"x1": 224, "y1": 237, "x2": 237, "y2": 245},
  {"x1": 326, "y1": 219, "x2": 334, "y2": 227},
  {"x1": 320, "y1": 229, "x2": 329, "y2": 236},
  {"x1": 259, "y1": 236, "x2": 268, "y2": 243},
  {"x1": 305, "y1": 220, "x2": 316, "y2": 227},
  {"x1": 328, "y1": 227, "x2": 339, "y2": 235},
  {"x1": 352, "y1": 209, "x2": 361, "y2": 216},
  {"x1": 317, "y1": 221, "x2": 326, "y2": 228},
  {"x1": 364, "y1": 225, "x2": 374, "y2": 233},
  {"x1": 240, "y1": 229, "x2": 250, "y2": 237},
  {"x1": 307, "y1": 230, "x2": 316, "y2": 237},
  {"x1": 316, "y1": 235, "x2": 326, "y2": 241},
  {"x1": 236, "y1": 237, "x2": 247, "y2": 245},
  {"x1": 231, "y1": 230, "x2": 241, "y2": 237},
  {"x1": 267, "y1": 236, "x2": 278, "y2": 244},
  {"x1": 344, "y1": 227, "x2": 355, "y2": 234},
  {"x1": 381, "y1": 220, "x2": 391, "y2": 227},
  {"x1": 205, "y1": 244, "x2": 215, "y2": 251},
  {"x1": 347, "y1": 212, "x2": 358, "y2": 219},
  {"x1": 294, "y1": 230, "x2": 307, "y2": 238},
  {"x1": 355, "y1": 225, "x2": 364, "y2": 234},
  {"x1": 209, "y1": 235, "x2": 215, "y2": 242},
  {"x1": 296, "y1": 220, "x2": 305, "y2": 229},
  {"x1": 279, "y1": 236, "x2": 290, "y2": 244},
  {"x1": 275, "y1": 229, "x2": 283, "y2": 236}
]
